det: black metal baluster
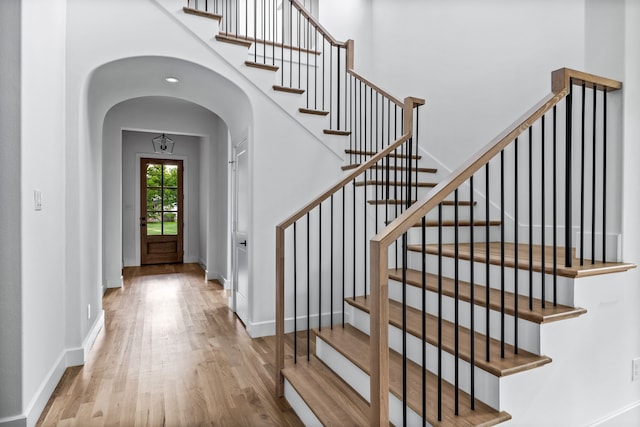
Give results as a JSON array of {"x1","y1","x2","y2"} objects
[
  {"x1": 553, "y1": 106, "x2": 558, "y2": 306},
  {"x1": 591, "y1": 86, "x2": 597, "y2": 265},
  {"x1": 528, "y1": 127, "x2": 533, "y2": 311},
  {"x1": 306, "y1": 211, "x2": 310, "y2": 361},
  {"x1": 469, "y1": 176, "x2": 476, "y2": 409},
  {"x1": 331, "y1": 195, "x2": 334, "y2": 329},
  {"x1": 297, "y1": 11, "x2": 301, "y2": 89},
  {"x1": 437, "y1": 203, "x2": 443, "y2": 422},
  {"x1": 342, "y1": 188, "x2": 345, "y2": 326},
  {"x1": 254, "y1": 0, "x2": 257, "y2": 62},
  {"x1": 514, "y1": 137, "x2": 519, "y2": 352},
  {"x1": 337, "y1": 46, "x2": 342, "y2": 130},
  {"x1": 454, "y1": 188, "x2": 459, "y2": 415},
  {"x1": 421, "y1": 215, "x2": 427, "y2": 425},
  {"x1": 485, "y1": 164, "x2": 491, "y2": 363},
  {"x1": 402, "y1": 229, "x2": 408, "y2": 425},
  {"x1": 565, "y1": 80, "x2": 573, "y2": 268},
  {"x1": 294, "y1": 221, "x2": 298, "y2": 363},
  {"x1": 352, "y1": 180, "x2": 356, "y2": 300},
  {"x1": 541, "y1": 116, "x2": 546, "y2": 309},
  {"x1": 322, "y1": 36, "x2": 325, "y2": 112},
  {"x1": 602, "y1": 90, "x2": 608, "y2": 262},
  {"x1": 500, "y1": 150, "x2": 505, "y2": 359},
  {"x1": 580, "y1": 82, "x2": 586, "y2": 266},
  {"x1": 313, "y1": 31, "x2": 318, "y2": 110},
  {"x1": 318, "y1": 202, "x2": 322, "y2": 331},
  {"x1": 306, "y1": 19, "x2": 309, "y2": 108}
]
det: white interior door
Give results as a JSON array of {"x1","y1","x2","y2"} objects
[{"x1": 232, "y1": 138, "x2": 249, "y2": 326}]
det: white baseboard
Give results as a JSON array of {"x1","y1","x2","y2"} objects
[
  {"x1": 105, "y1": 276, "x2": 123, "y2": 289},
  {"x1": 10, "y1": 311, "x2": 106, "y2": 427},
  {"x1": 246, "y1": 311, "x2": 347, "y2": 338},
  {"x1": 83, "y1": 310, "x2": 105, "y2": 362},
  {"x1": 0, "y1": 415, "x2": 26, "y2": 427},
  {"x1": 588, "y1": 401, "x2": 640, "y2": 426},
  {"x1": 22, "y1": 352, "x2": 66, "y2": 427}
]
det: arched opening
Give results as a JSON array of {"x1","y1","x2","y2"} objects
[{"x1": 86, "y1": 56, "x2": 252, "y2": 323}]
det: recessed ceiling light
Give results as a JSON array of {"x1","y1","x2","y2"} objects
[{"x1": 165, "y1": 77, "x2": 179, "y2": 83}]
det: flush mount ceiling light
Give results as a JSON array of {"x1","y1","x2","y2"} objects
[
  {"x1": 164, "y1": 76, "x2": 179, "y2": 83},
  {"x1": 152, "y1": 133, "x2": 175, "y2": 154}
]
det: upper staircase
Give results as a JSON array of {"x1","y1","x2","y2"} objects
[{"x1": 179, "y1": 1, "x2": 635, "y2": 425}]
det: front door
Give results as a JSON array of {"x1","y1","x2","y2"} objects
[
  {"x1": 232, "y1": 139, "x2": 249, "y2": 325},
  {"x1": 140, "y1": 158, "x2": 184, "y2": 265}
]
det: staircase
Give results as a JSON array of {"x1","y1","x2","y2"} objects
[{"x1": 178, "y1": 2, "x2": 635, "y2": 425}]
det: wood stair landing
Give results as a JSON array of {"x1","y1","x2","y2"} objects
[
  {"x1": 411, "y1": 242, "x2": 636, "y2": 279},
  {"x1": 282, "y1": 355, "x2": 370, "y2": 426},
  {"x1": 389, "y1": 268, "x2": 587, "y2": 324},
  {"x1": 315, "y1": 325, "x2": 512, "y2": 426},
  {"x1": 346, "y1": 296, "x2": 551, "y2": 377}
]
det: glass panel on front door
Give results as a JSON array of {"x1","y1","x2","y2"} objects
[{"x1": 146, "y1": 163, "x2": 179, "y2": 236}]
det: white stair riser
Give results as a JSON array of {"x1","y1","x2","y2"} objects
[
  {"x1": 404, "y1": 252, "x2": 575, "y2": 306},
  {"x1": 387, "y1": 279, "x2": 541, "y2": 354},
  {"x1": 315, "y1": 337, "x2": 427, "y2": 426},
  {"x1": 344, "y1": 306, "x2": 501, "y2": 410},
  {"x1": 284, "y1": 380, "x2": 323, "y2": 426}
]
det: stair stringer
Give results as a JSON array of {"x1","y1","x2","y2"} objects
[
  {"x1": 490, "y1": 271, "x2": 635, "y2": 426},
  {"x1": 154, "y1": 0, "x2": 347, "y2": 159}
]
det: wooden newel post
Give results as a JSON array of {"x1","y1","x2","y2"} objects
[{"x1": 370, "y1": 240, "x2": 389, "y2": 426}]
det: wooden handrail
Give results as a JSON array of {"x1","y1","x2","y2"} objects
[
  {"x1": 277, "y1": 133, "x2": 411, "y2": 230},
  {"x1": 368, "y1": 67, "x2": 622, "y2": 425},
  {"x1": 372, "y1": 68, "x2": 620, "y2": 248},
  {"x1": 276, "y1": 94, "x2": 424, "y2": 398},
  {"x1": 290, "y1": 0, "x2": 346, "y2": 47},
  {"x1": 348, "y1": 69, "x2": 405, "y2": 107}
]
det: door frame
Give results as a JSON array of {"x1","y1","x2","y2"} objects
[
  {"x1": 134, "y1": 153, "x2": 190, "y2": 266},
  {"x1": 140, "y1": 157, "x2": 184, "y2": 265},
  {"x1": 230, "y1": 137, "x2": 249, "y2": 319}
]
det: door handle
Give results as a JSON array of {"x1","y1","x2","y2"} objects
[{"x1": 239, "y1": 240, "x2": 247, "y2": 246}]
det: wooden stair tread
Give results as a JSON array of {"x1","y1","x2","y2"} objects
[
  {"x1": 345, "y1": 149, "x2": 421, "y2": 160},
  {"x1": 343, "y1": 164, "x2": 437, "y2": 173},
  {"x1": 346, "y1": 296, "x2": 551, "y2": 377},
  {"x1": 315, "y1": 325, "x2": 512, "y2": 426},
  {"x1": 282, "y1": 355, "x2": 370, "y2": 426},
  {"x1": 273, "y1": 85, "x2": 305, "y2": 94},
  {"x1": 299, "y1": 108, "x2": 329, "y2": 116},
  {"x1": 245, "y1": 61, "x2": 279, "y2": 71},
  {"x1": 355, "y1": 180, "x2": 437, "y2": 188},
  {"x1": 389, "y1": 268, "x2": 586, "y2": 324},
  {"x1": 324, "y1": 129, "x2": 352, "y2": 136},
  {"x1": 215, "y1": 34, "x2": 253, "y2": 48},
  {"x1": 217, "y1": 33, "x2": 322, "y2": 55},
  {"x1": 182, "y1": 7, "x2": 222, "y2": 21},
  {"x1": 387, "y1": 220, "x2": 502, "y2": 228},
  {"x1": 412, "y1": 242, "x2": 636, "y2": 279},
  {"x1": 368, "y1": 200, "x2": 476, "y2": 206}
]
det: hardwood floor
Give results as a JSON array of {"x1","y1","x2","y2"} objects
[{"x1": 37, "y1": 263, "x2": 302, "y2": 427}]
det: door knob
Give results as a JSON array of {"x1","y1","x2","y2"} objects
[{"x1": 239, "y1": 240, "x2": 247, "y2": 246}]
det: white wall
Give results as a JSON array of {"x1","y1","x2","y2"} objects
[
  {"x1": 0, "y1": 0, "x2": 23, "y2": 422},
  {"x1": 68, "y1": 0, "x2": 343, "y2": 341},
  {"x1": 20, "y1": 0, "x2": 68, "y2": 425},
  {"x1": 121, "y1": 130, "x2": 202, "y2": 266},
  {"x1": 321, "y1": 0, "x2": 586, "y2": 172}
]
